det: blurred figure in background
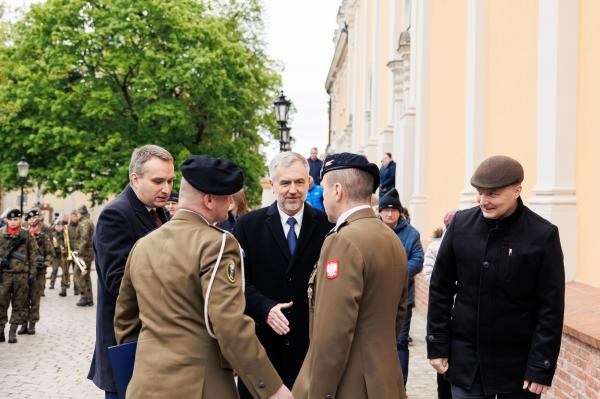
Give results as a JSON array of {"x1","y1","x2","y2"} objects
[
  {"x1": 165, "y1": 191, "x2": 179, "y2": 218},
  {"x1": 217, "y1": 189, "x2": 249, "y2": 233},
  {"x1": 306, "y1": 176, "x2": 324, "y2": 211}
]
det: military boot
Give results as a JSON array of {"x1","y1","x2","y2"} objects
[
  {"x1": 49, "y1": 281, "x2": 55, "y2": 289},
  {"x1": 76, "y1": 297, "x2": 88, "y2": 306},
  {"x1": 17, "y1": 324, "x2": 28, "y2": 335},
  {"x1": 59, "y1": 287, "x2": 67, "y2": 297},
  {"x1": 8, "y1": 324, "x2": 18, "y2": 343},
  {"x1": 27, "y1": 322, "x2": 35, "y2": 335},
  {"x1": 0, "y1": 324, "x2": 5, "y2": 342}
]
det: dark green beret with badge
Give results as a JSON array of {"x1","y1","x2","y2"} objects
[{"x1": 320, "y1": 152, "x2": 380, "y2": 193}]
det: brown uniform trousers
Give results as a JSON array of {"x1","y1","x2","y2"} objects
[
  {"x1": 75, "y1": 215, "x2": 94, "y2": 302},
  {"x1": 50, "y1": 230, "x2": 67, "y2": 288},
  {"x1": 293, "y1": 208, "x2": 409, "y2": 399},
  {"x1": 25, "y1": 227, "x2": 54, "y2": 323},
  {"x1": 0, "y1": 228, "x2": 39, "y2": 326},
  {"x1": 115, "y1": 210, "x2": 283, "y2": 398}
]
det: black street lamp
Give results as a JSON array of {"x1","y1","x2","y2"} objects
[
  {"x1": 274, "y1": 91, "x2": 293, "y2": 152},
  {"x1": 17, "y1": 157, "x2": 29, "y2": 213}
]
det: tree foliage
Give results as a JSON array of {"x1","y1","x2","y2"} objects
[{"x1": 0, "y1": 0, "x2": 281, "y2": 205}]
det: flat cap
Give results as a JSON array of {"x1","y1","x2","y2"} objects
[
  {"x1": 168, "y1": 191, "x2": 179, "y2": 203},
  {"x1": 320, "y1": 152, "x2": 380, "y2": 193},
  {"x1": 182, "y1": 155, "x2": 244, "y2": 195},
  {"x1": 7, "y1": 209, "x2": 22, "y2": 219},
  {"x1": 25, "y1": 208, "x2": 40, "y2": 221},
  {"x1": 379, "y1": 188, "x2": 402, "y2": 212},
  {"x1": 471, "y1": 155, "x2": 524, "y2": 189}
]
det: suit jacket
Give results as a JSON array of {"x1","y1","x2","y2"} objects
[
  {"x1": 88, "y1": 184, "x2": 168, "y2": 392},
  {"x1": 114, "y1": 210, "x2": 282, "y2": 399},
  {"x1": 292, "y1": 208, "x2": 408, "y2": 399},
  {"x1": 233, "y1": 202, "x2": 333, "y2": 392}
]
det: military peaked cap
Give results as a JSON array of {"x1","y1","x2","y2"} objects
[
  {"x1": 471, "y1": 155, "x2": 524, "y2": 189},
  {"x1": 320, "y1": 152, "x2": 380, "y2": 193},
  {"x1": 182, "y1": 155, "x2": 244, "y2": 195}
]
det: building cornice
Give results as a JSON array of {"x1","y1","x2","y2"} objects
[{"x1": 325, "y1": 25, "x2": 349, "y2": 93}]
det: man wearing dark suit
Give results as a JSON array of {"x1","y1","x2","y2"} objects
[
  {"x1": 234, "y1": 151, "x2": 333, "y2": 399},
  {"x1": 87, "y1": 144, "x2": 175, "y2": 399}
]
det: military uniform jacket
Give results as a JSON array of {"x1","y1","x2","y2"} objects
[
  {"x1": 114, "y1": 210, "x2": 282, "y2": 399},
  {"x1": 292, "y1": 208, "x2": 408, "y2": 399},
  {"x1": 32, "y1": 224, "x2": 54, "y2": 269},
  {"x1": 75, "y1": 215, "x2": 95, "y2": 264},
  {"x1": 0, "y1": 227, "x2": 39, "y2": 275},
  {"x1": 427, "y1": 198, "x2": 565, "y2": 394}
]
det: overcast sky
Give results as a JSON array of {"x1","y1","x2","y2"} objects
[{"x1": 3, "y1": 0, "x2": 340, "y2": 160}]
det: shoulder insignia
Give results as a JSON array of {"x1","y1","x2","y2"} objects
[
  {"x1": 325, "y1": 259, "x2": 339, "y2": 279},
  {"x1": 226, "y1": 262, "x2": 236, "y2": 283}
]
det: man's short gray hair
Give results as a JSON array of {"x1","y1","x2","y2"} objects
[
  {"x1": 129, "y1": 144, "x2": 174, "y2": 176},
  {"x1": 324, "y1": 168, "x2": 373, "y2": 202},
  {"x1": 269, "y1": 151, "x2": 309, "y2": 179}
]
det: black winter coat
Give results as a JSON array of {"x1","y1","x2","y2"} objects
[
  {"x1": 427, "y1": 198, "x2": 565, "y2": 394},
  {"x1": 88, "y1": 185, "x2": 169, "y2": 392},
  {"x1": 233, "y1": 202, "x2": 333, "y2": 395}
]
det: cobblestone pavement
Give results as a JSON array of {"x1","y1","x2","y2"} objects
[
  {"x1": 0, "y1": 272, "x2": 102, "y2": 399},
  {"x1": 1, "y1": 271, "x2": 437, "y2": 398}
]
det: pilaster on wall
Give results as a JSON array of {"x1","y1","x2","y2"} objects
[
  {"x1": 529, "y1": 0, "x2": 578, "y2": 282},
  {"x1": 409, "y1": 0, "x2": 430, "y2": 235},
  {"x1": 459, "y1": 0, "x2": 488, "y2": 209}
]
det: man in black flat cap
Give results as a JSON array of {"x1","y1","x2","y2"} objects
[
  {"x1": 427, "y1": 155, "x2": 565, "y2": 399},
  {"x1": 293, "y1": 152, "x2": 408, "y2": 399},
  {"x1": 114, "y1": 155, "x2": 293, "y2": 399}
]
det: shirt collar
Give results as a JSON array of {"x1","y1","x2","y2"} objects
[
  {"x1": 277, "y1": 204, "x2": 304, "y2": 227},
  {"x1": 335, "y1": 204, "x2": 371, "y2": 230}
]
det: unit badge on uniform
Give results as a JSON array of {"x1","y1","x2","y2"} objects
[
  {"x1": 226, "y1": 262, "x2": 236, "y2": 283},
  {"x1": 325, "y1": 259, "x2": 339, "y2": 279}
]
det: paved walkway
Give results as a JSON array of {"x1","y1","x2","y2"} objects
[{"x1": 1, "y1": 272, "x2": 437, "y2": 398}]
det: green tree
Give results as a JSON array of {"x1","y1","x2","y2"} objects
[{"x1": 0, "y1": 0, "x2": 280, "y2": 206}]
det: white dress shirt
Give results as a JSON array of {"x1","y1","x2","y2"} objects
[{"x1": 278, "y1": 205, "x2": 304, "y2": 239}]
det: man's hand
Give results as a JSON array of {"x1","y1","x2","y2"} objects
[
  {"x1": 523, "y1": 380, "x2": 549, "y2": 395},
  {"x1": 268, "y1": 384, "x2": 294, "y2": 399},
  {"x1": 429, "y1": 358, "x2": 449, "y2": 374},
  {"x1": 266, "y1": 301, "x2": 293, "y2": 335}
]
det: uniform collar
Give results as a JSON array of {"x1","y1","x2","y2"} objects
[{"x1": 334, "y1": 204, "x2": 372, "y2": 231}]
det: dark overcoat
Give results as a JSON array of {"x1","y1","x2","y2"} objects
[
  {"x1": 233, "y1": 202, "x2": 333, "y2": 396},
  {"x1": 427, "y1": 198, "x2": 565, "y2": 394},
  {"x1": 87, "y1": 184, "x2": 168, "y2": 392}
]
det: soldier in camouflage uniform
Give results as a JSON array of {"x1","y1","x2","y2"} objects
[
  {"x1": 75, "y1": 205, "x2": 94, "y2": 307},
  {"x1": 19, "y1": 209, "x2": 54, "y2": 335},
  {"x1": 50, "y1": 221, "x2": 70, "y2": 296},
  {"x1": 0, "y1": 209, "x2": 39, "y2": 344},
  {"x1": 68, "y1": 211, "x2": 80, "y2": 295}
]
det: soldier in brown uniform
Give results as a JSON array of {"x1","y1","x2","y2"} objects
[
  {"x1": 75, "y1": 205, "x2": 95, "y2": 307},
  {"x1": 293, "y1": 153, "x2": 409, "y2": 399},
  {"x1": 20, "y1": 209, "x2": 54, "y2": 335},
  {"x1": 0, "y1": 209, "x2": 40, "y2": 343},
  {"x1": 68, "y1": 211, "x2": 80, "y2": 295},
  {"x1": 114, "y1": 155, "x2": 293, "y2": 399}
]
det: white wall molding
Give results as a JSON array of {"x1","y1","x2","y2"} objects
[{"x1": 530, "y1": 0, "x2": 578, "y2": 281}]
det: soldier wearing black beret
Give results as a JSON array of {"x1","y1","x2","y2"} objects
[
  {"x1": 293, "y1": 153, "x2": 408, "y2": 399},
  {"x1": 114, "y1": 155, "x2": 292, "y2": 399},
  {"x1": 427, "y1": 155, "x2": 565, "y2": 398}
]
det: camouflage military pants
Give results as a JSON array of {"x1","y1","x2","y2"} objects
[
  {"x1": 50, "y1": 255, "x2": 64, "y2": 287},
  {"x1": 0, "y1": 272, "x2": 29, "y2": 325},
  {"x1": 24, "y1": 268, "x2": 46, "y2": 323},
  {"x1": 72, "y1": 261, "x2": 81, "y2": 293},
  {"x1": 60, "y1": 258, "x2": 71, "y2": 289},
  {"x1": 77, "y1": 263, "x2": 93, "y2": 302}
]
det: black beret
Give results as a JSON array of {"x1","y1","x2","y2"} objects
[
  {"x1": 25, "y1": 208, "x2": 40, "y2": 221},
  {"x1": 471, "y1": 155, "x2": 524, "y2": 189},
  {"x1": 320, "y1": 152, "x2": 380, "y2": 193},
  {"x1": 181, "y1": 155, "x2": 244, "y2": 195},
  {"x1": 378, "y1": 188, "x2": 403, "y2": 212},
  {"x1": 7, "y1": 209, "x2": 22, "y2": 219},
  {"x1": 168, "y1": 191, "x2": 179, "y2": 203}
]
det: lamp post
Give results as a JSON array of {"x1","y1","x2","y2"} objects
[
  {"x1": 274, "y1": 91, "x2": 292, "y2": 152},
  {"x1": 17, "y1": 157, "x2": 29, "y2": 213}
]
